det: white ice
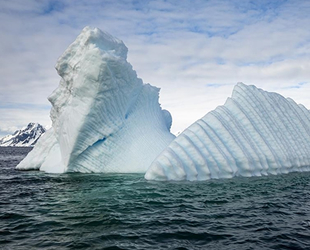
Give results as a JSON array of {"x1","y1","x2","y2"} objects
[
  {"x1": 145, "y1": 83, "x2": 310, "y2": 181},
  {"x1": 16, "y1": 27, "x2": 175, "y2": 173}
]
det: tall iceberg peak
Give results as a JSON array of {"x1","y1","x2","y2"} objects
[
  {"x1": 145, "y1": 82, "x2": 310, "y2": 181},
  {"x1": 17, "y1": 27, "x2": 175, "y2": 173}
]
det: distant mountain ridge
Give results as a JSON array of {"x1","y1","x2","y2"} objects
[{"x1": 0, "y1": 123, "x2": 46, "y2": 147}]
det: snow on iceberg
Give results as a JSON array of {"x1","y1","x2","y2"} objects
[
  {"x1": 145, "y1": 83, "x2": 310, "y2": 181},
  {"x1": 17, "y1": 27, "x2": 175, "y2": 173}
]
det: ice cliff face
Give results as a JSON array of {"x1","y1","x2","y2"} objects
[
  {"x1": 145, "y1": 83, "x2": 310, "y2": 181},
  {"x1": 17, "y1": 27, "x2": 175, "y2": 173},
  {"x1": 0, "y1": 123, "x2": 45, "y2": 147}
]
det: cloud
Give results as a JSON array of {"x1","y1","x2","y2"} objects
[{"x1": 0, "y1": 0, "x2": 309, "y2": 136}]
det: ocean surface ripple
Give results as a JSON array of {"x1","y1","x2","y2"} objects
[{"x1": 1, "y1": 147, "x2": 310, "y2": 249}]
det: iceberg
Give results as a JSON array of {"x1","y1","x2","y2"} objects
[
  {"x1": 17, "y1": 27, "x2": 175, "y2": 173},
  {"x1": 16, "y1": 27, "x2": 310, "y2": 179},
  {"x1": 145, "y1": 83, "x2": 310, "y2": 181}
]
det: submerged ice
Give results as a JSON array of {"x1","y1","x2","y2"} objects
[
  {"x1": 17, "y1": 27, "x2": 175, "y2": 173},
  {"x1": 145, "y1": 83, "x2": 310, "y2": 181}
]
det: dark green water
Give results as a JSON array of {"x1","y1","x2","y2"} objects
[{"x1": 1, "y1": 147, "x2": 310, "y2": 249}]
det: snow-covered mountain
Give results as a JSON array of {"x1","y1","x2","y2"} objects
[{"x1": 0, "y1": 123, "x2": 46, "y2": 147}]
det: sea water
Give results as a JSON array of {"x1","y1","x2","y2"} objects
[{"x1": 1, "y1": 147, "x2": 310, "y2": 249}]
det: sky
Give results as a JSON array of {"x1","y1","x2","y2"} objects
[{"x1": 0, "y1": 0, "x2": 310, "y2": 136}]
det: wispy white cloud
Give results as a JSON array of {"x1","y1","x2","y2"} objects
[{"x1": 0, "y1": 0, "x2": 309, "y2": 136}]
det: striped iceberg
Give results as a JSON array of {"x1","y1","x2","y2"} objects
[{"x1": 145, "y1": 83, "x2": 310, "y2": 181}]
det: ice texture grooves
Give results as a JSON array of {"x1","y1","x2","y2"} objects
[
  {"x1": 17, "y1": 27, "x2": 175, "y2": 173},
  {"x1": 145, "y1": 83, "x2": 310, "y2": 181}
]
